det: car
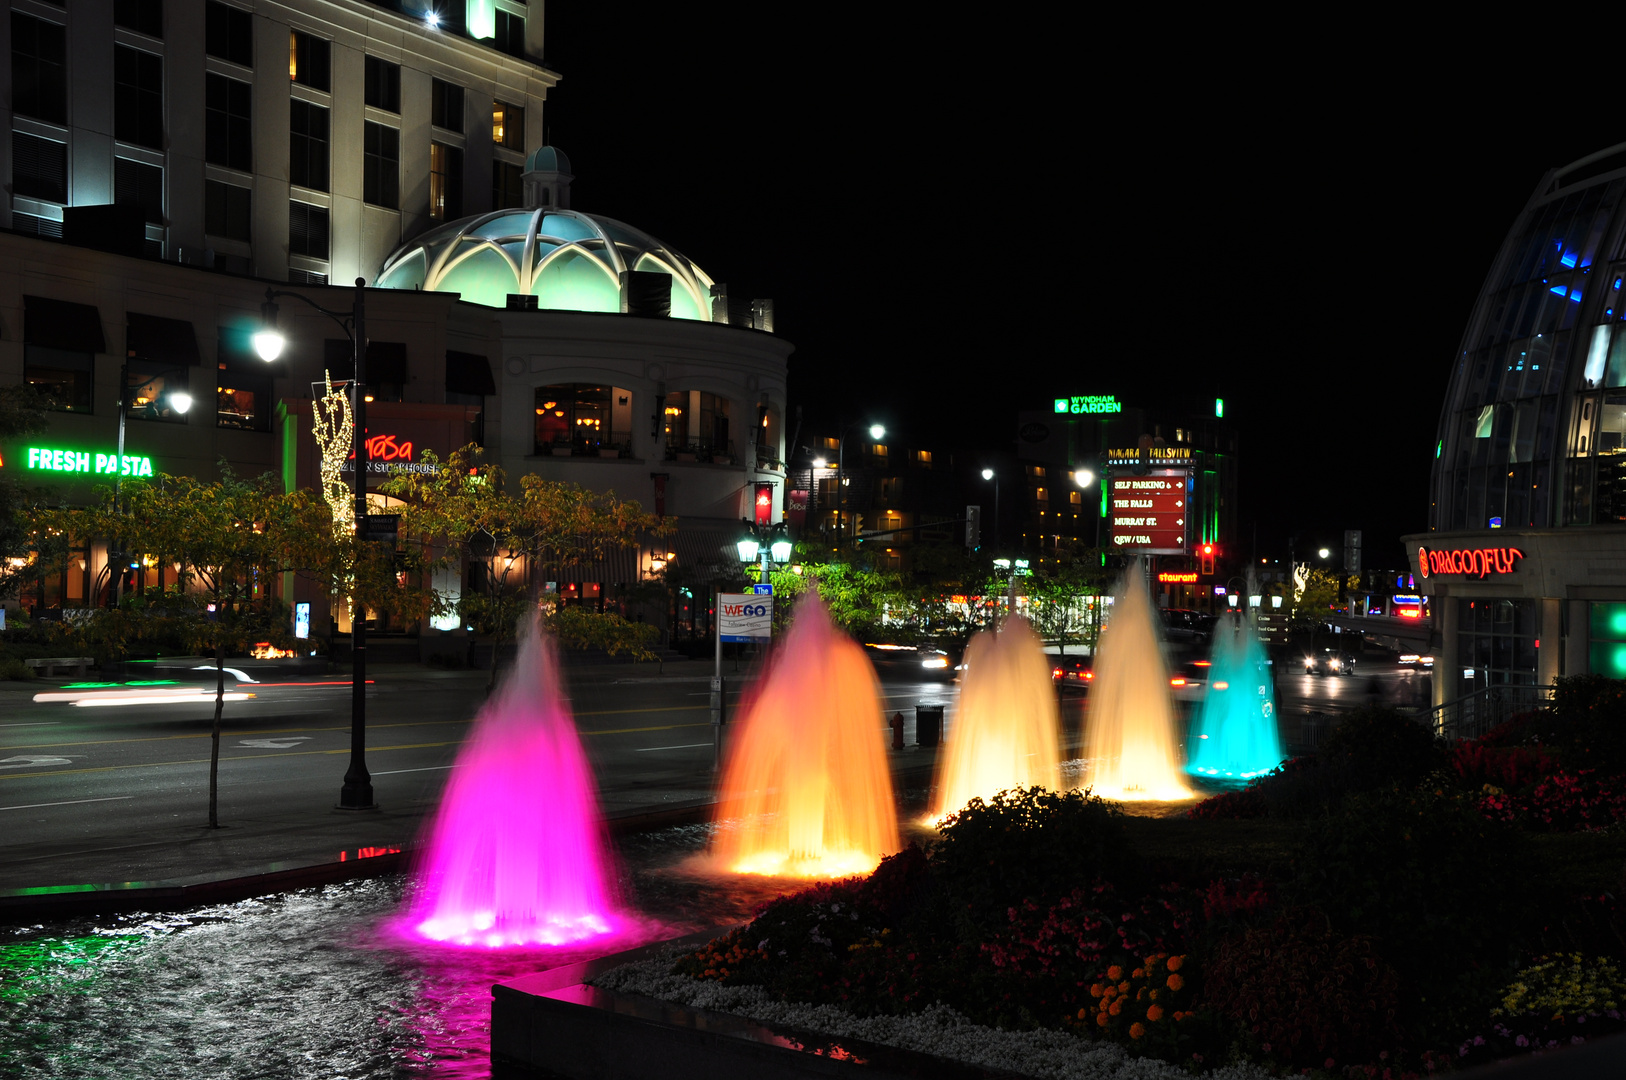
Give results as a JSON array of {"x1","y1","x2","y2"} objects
[
  {"x1": 1051, "y1": 654, "x2": 1095, "y2": 693},
  {"x1": 1168, "y1": 657, "x2": 1211, "y2": 703},
  {"x1": 1160, "y1": 607, "x2": 1217, "y2": 645},
  {"x1": 1305, "y1": 648, "x2": 1357, "y2": 676},
  {"x1": 862, "y1": 642, "x2": 955, "y2": 680}
]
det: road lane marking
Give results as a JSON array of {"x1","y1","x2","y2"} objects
[
  {"x1": 634, "y1": 743, "x2": 712, "y2": 752},
  {"x1": 0, "y1": 795, "x2": 133, "y2": 812},
  {"x1": 0, "y1": 717, "x2": 476, "y2": 753},
  {"x1": 0, "y1": 723, "x2": 61, "y2": 728},
  {"x1": 238, "y1": 737, "x2": 314, "y2": 749},
  {"x1": 373, "y1": 765, "x2": 459, "y2": 775},
  {"x1": 0, "y1": 755, "x2": 75, "y2": 769}
]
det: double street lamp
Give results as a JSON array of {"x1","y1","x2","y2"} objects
[
  {"x1": 253, "y1": 277, "x2": 376, "y2": 812},
  {"x1": 737, "y1": 522, "x2": 793, "y2": 584}
]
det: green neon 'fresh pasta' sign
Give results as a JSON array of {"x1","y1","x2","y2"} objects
[{"x1": 25, "y1": 446, "x2": 155, "y2": 477}]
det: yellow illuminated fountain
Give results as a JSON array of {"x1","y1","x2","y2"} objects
[
  {"x1": 1081, "y1": 565, "x2": 1195, "y2": 801},
  {"x1": 710, "y1": 595, "x2": 900, "y2": 878},
  {"x1": 926, "y1": 616, "x2": 1061, "y2": 823}
]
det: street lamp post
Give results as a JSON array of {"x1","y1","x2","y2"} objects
[
  {"x1": 835, "y1": 422, "x2": 884, "y2": 550},
  {"x1": 254, "y1": 278, "x2": 375, "y2": 811},
  {"x1": 980, "y1": 468, "x2": 1000, "y2": 551}
]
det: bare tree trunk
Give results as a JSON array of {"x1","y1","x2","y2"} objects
[{"x1": 209, "y1": 643, "x2": 224, "y2": 828}]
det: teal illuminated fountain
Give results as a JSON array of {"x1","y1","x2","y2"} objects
[{"x1": 1187, "y1": 618, "x2": 1284, "y2": 780}]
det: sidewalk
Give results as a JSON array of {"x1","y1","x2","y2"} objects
[{"x1": 0, "y1": 659, "x2": 942, "y2": 921}]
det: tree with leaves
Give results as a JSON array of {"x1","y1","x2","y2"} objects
[
  {"x1": 1025, "y1": 545, "x2": 1111, "y2": 655},
  {"x1": 0, "y1": 385, "x2": 51, "y2": 602},
  {"x1": 378, "y1": 444, "x2": 667, "y2": 684},
  {"x1": 38, "y1": 470, "x2": 346, "y2": 827}
]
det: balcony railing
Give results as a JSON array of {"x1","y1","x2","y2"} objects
[
  {"x1": 1428, "y1": 682, "x2": 1554, "y2": 741},
  {"x1": 664, "y1": 438, "x2": 737, "y2": 464}
]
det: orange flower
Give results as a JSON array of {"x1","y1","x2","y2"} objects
[
  {"x1": 1089, "y1": 983, "x2": 1104, "y2": 999},
  {"x1": 1166, "y1": 973, "x2": 1185, "y2": 991},
  {"x1": 1173, "y1": 1010, "x2": 1186, "y2": 1021},
  {"x1": 1096, "y1": 1013, "x2": 1110, "y2": 1028},
  {"x1": 1129, "y1": 1022, "x2": 1146, "y2": 1039},
  {"x1": 1118, "y1": 981, "x2": 1131, "y2": 995},
  {"x1": 1109, "y1": 999, "x2": 1123, "y2": 1016},
  {"x1": 1106, "y1": 965, "x2": 1123, "y2": 981},
  {"x1": 1077, "y1": 1008, "x2": 1088, "y2": 1020},
  {"x1": 1167, "y1": 955, "x2": 1184, "y2": 972},
  {"x1": 1132, "y1": 968, "x2": 1144, "y2": 979},
  {"x1": 1146, "y1": 1004, "x2": 1165, "y2": 1022}
]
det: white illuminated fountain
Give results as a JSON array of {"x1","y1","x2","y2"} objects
[{"x1": 1080, "y1": 563, "x2": 1194, "y2": 801}]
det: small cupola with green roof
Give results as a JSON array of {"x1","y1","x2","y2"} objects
[{"x1": 524, "y1": 145, "x2": 573, "y2": 209}]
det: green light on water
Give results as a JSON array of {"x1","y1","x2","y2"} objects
[
  {"x1": 1437, "y1": 440, "x2": 1443, "y2": 458},
  {"x1": 63, "y1": 682, "x2": 119, "y2": 689}
]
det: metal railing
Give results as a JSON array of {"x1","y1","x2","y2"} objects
[{"x1": 1429, "y1": 682, "x2": 1555, "y2": 741}]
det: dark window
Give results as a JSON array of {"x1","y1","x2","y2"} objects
[
  {"x1": 364, "y1": 55, "x2": 400, "y2": 112},
  {"x1": 114, "y1": 0, "x2": 163, "y2": 37},
  {"x1": 492, "y1": 100, "x2": 523, "y2": 150},
  {"x1": 25, "y1": 346, "x2": 92, "y2": 412},
  {"x1": 125, "y1": 314, "x2": 197, "y2": 425},
  {"x1": 289, "y1": 31, "x2": 329, "y2": 91},
  {"x1": 114, "y1": 47, "x2": 164, "y2": 150},
  {"x1": 13, "y1": 131, "x2": 67, "y2": 203},
  {"x1": 203, "y1": 180, "x2": 250, "y2": 241},
  {"x1": 492, "y1": 160, "x2": 522, "y2": 210},
  {"x1": 12, "y1": 14, "x2": 67, "y2": 125},
  {"x1": 431, "y1": 79, "x2": 463, "y2": 132},
  {"x1": 217, "y1": 328, "x2": 272, "y2": 430},
  {"x1": 289, "y1": 201, "x2": 329, "y2": 259},
  {"x1": 288, "y1": 268, "x2": 326, "y2": 285},
  {"x1": 494, "y1": 10, "x2": 524, "y2": 57},
  {"x1": 205, "y1": 1, "x2": 253, "y2": 66},
  {"x1": 205, "y1": 74, "x2": 252, "y2": 171},
  {"x1": 114, "y1": 158, "x2": 163, "y2": 224},
  {"x1": 363, "y1": 122, "x2": 398, "y2": 209},
  {"x1": 13, "y1": 213, "x2": 63, "y2": 239},
  {"x1": 429, "y1": 143, "x2": 462, "y2": 220},
  {"x1": 289, "y1": 100, "x2": 329, "y2": 191}
]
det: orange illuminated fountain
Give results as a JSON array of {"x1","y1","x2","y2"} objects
[
  {"x1": 1081, "y1": 565, "x2": 1195, "y2": 801},
  {"x1": 710, "y1": 595, "x2": 900, "y2": 878},
  {"x1": 926, "y1": 615, "x2": 1060, "y2": 823}
]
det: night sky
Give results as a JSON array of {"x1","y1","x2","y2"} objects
[{"x1": 538, "y1": 15, "x2": 1606, "y2": 570}]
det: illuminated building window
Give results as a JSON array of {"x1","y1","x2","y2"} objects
[
  {"x1": 25, "y1": 346, "x2": 92, "y2": 412},
  {"x1": 290, "y1": 31, "x2": 330, "y2": 91},
  {"x1": 492, "y1": 100, "x2": 524, "y2": 150},
  {"x1": 1027, "y1": 465, "x2": 1044, "y2": 477},
  {"x1": 662, "y1": 390, "x2": 731, "y2": 457},
  {"x1": 915, "y1": 449, "x2": 932, "y2": 465},
  {"x1": 535, "y1": 383, "x2": 630, "y2": 456}
]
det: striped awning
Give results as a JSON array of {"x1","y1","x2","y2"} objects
[
  {"x1": 549, "y1": 541, "x2": 642, "y2": 584},
  {"x1": 665, "y1": 518, "x2": 746, "y2": 584}
]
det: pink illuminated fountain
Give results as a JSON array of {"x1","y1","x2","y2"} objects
[{"x1": 405, "y1": 612, "x2": 623, "y2": 947}]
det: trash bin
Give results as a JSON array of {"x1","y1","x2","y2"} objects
[{"x1": 916, "y1": 703, "x2": 943, "y2": 747}]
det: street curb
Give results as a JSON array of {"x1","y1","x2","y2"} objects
[{"x1": 490, "y1": 932, "x2": 1026, "y2": 1080}]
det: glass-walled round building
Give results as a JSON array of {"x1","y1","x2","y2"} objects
[{"x1": 1410, "y1": 143, "x2": 1626, "y2": 713}]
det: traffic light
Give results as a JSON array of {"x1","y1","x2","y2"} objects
[{"x1": 1200, "y1": 543, "x2": 1215, "y2": 576}]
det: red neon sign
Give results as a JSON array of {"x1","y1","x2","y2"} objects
[
  {"x1": 1417, "y1": 546, "x2": 1524, "y2": 579},
  {"x1": 347, "y1": 434, "x2": 414, "y2": 461}
]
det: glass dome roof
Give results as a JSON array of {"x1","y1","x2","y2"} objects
[{"x1": 375, "y1": 208, "x2": 715, "y2": 320}]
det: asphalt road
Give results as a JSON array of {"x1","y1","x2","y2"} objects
[{"x1": 0, "y1": 651, "x2": 1429, "y2": 892}]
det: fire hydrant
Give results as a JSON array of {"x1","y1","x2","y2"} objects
[{"x1": 891, "y1": 711, "x2": 905, "y2": 750}]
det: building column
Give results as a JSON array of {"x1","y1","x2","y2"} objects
[
  {"x1": 1564, "y1": 599, "x2": 1589, "y2": 676},
  {"x1": 1538, "y1": 597, "x2": 1562, "y2": 687},
  {"x1": 1432, "y1": 592, "x2": 1456, "y2": 710}
]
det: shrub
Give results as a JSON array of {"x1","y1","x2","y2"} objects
[
  {"x1": 1521, "y1": 770, "x2": 1626, "y2": 832},
  {"x1": 1289, "y1": 788, "x2": 1532, "y2": 1041},
  {"x1": 930, "y1": 787, "x2": 1140, "y2": 930},
  {"x1": 1202, "y1": 909, "x2": 1401, "y2": 1071},
  {"x1": 0, "y1": 657, "x2": 32, "y2": 680},
  {"x1": 1450, "y1": 742, "x2": 1557, "y2": 791},
  {"x1": 1495, "y1": 953, "x2": 1626, "y2": 1017}
]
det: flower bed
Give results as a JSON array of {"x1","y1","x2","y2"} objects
[{"x1": 603, "y1": 682, "x2": 1626, "y2": 1078}]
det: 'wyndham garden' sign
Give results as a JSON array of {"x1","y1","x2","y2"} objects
[
  {"x1": 1054, "y1": 395, "x2": 1122, "y2": 415},
  {"x1": 25, "y1": 446, "x2": 155, "y2": 477}
]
